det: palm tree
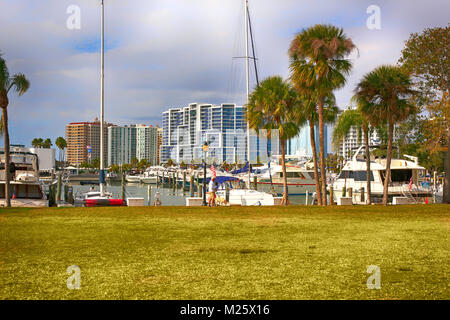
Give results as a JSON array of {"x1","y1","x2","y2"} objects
[
  {"x1": 42, "y1": 138, "x2": 52, "y2": 149},
  {"x1": 294, "y1": 93, "x2": 338, "y2": 205},
  {"x1": 355, "y1": 65, "x2": 416, "y2": 205},
  {"x1": 138, "y1": 158, "x2": 149, "y2": 171},
  {"x1": 289, "y1": 24, "x2": 355, "y2": 205},
  {"x1": 55, "y1": 137, "x2": 67, "y2": 163},
  {"x1": 246, "y1": 76, "x2": 302, "y2": 205},
  {"x1": 31, "y1": 138, "x2": 43, "y2": 148},
  {"x1": 0, "y1": 54, "x2": 30, "y2": 207},
  {"x1": 332, "y1": 105, "x2": 373, "y2": 204},
  {"x1": 165, "y1": 159, "x2": 175, "y2": 168}
]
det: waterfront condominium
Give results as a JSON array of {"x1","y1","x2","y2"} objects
[
  {"x1": 65, "y1": 118, "x2": 114, "y2": 165},
  {"x1": 286, "y1": 124, "x2": 329, "y2": 158},
  {"x1": 160, "y1": 103, "x2": 279, "y2": 164},
  {"x1": 108, "y1": 124, "x2": 159, "y2": 166},
  {"x1": 156, "y1": 126, "x2": 163, "y2": 165}
]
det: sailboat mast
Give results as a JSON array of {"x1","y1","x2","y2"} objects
[
  {"x1": 244, "y1": 0, "x2": 249, "y2": 104},
  {"x1": 244, "y1": 0, "x2": 251, "y2": 187},
  {"x1": 100, "y1": 0, "x2": 105, "y2": 195}
]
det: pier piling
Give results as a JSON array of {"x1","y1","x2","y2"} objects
[
  {"x1": 56, "y1": 172, "x2": 62, "y2": 202},
  {"x1": 190, "y1": 174, "x2": 194, "y2": 197},
  {"x1": 329, "y1": 186, "x2": 334, "y2": 205},
  {"x1": 121, "y1": 172, "x2": 125, "y2": 200}
]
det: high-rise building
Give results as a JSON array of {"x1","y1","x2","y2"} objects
[
  {"x1": 136, "y1": 124, "x2": 159, "y2": 166},
  {"x1": 160, "y1": 103, "x2": 278, "y2": 164},
  {"x1": 287, "y1": 124, "x2": 328, "y2": 157},
  {"x1": 108, "y1": 124, "x2": 159, "y2": 166},
  {"x1": 65, "y1": 118, "x2": 114, "y2": 165},
  {"x1": 337, "y1": 126, "x2": 381, "y2": 160},
  {"x1": 108, "y1": 125, "x2": 137, "y2": 166},
  {"x1": 156, "y1": 126, "x2": 163, "y2": 165}
]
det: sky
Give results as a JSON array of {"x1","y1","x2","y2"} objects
[{"x1": 0, "y1": 0, "x2": 448, "y2": 147}]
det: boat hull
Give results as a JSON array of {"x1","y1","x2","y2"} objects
[
  {"x1": 257, "y1": 181, "x2": 316, "y2": 196},
  {"x1": 0, "y1": 199, "x2": 47, "y2": 208},
  {"x1": 140, "y1": 177, "x2": 158, "y2": 184}
]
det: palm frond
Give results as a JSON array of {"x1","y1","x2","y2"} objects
[
  {"x1": 0, "y1": 53, "x2": 11, "y2": 91},
  {"x1": 9, "y1": 73, "x2": 30, "y2": 96}
]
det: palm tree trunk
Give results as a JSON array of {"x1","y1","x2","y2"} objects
[
  {"x1": 383, "y1": 122, "x2": 394, "y2": 205},
  {"x1": 309, "y1": 119, "x2": 322, "y2": 205},
  {"x1": 280, "y1": 138, "x2": 289, "y2": 206},
  {"x1": 1, "y1": 106, "x2": 11, "y2": 207},
  {"x1": 363, "y1": 124, "x2": 371, "y2": 205},
  {"x1": 318, "y1": 97, "x2": 327, "y2": 205}
]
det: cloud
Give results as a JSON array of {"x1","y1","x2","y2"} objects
[{"x1": 0, "y1": 0, "x2": 448, "y2": 147}]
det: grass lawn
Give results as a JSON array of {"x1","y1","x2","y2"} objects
[{"x1": 0, "y1": 205, "x2": 448, "y2": 300}]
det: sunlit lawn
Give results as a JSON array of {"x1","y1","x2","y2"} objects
[{"x1": 0, "y1": 205, "x2": 448, "y2": 300}]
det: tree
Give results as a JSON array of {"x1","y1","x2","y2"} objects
[
  {"x1": 289, "y1": 24, "x2": 355, "y2": 205},
  {"x1": 247, "y1": 76, "x2": 302, "y2": 205},
  {"x1": 80, "y1": 161, "x2": 90, "y2": 169},
  {"x1": 55, "y1": 137, "x2": 67, "y2": 163},
  {"x1": 121, "y1": 163, "x2": 132, "y2": 173},
  {"x1": 292, "y1": 93, "x2": 337, "y2": 205},
  {"x1": 399, "y1": 25, "x2": 449, "y2": 203},
  {"x1": 128, "y1": 157, "x2": 138, "y2": 169},
  {"x1": 137, "y1": 158, "x2": 149, "y2": 171},
  {"x1": 0, "y1": 53, "x2": 30, "y2": 207},
  {"x1": 108, "y1": 164, "x2": 120, "y2": 174},
  {"x1": 31, "y1": 138, "x2": 43, "y2": 148},
  {"x1": 42, "y1": 138, "x2": 52, "y2": 148},
  {"x1": 333, "y1": 105, "x2": 373, "y2": 204},
  {"x1": 355, "y1": 65, "x2": 416, "y2": 205},
  {"x1": 165, "y1": 159, "x2": 175, "y2": 168},
  {"x1": 90, "y1": 158, "x2": 100, "y2": 169}
]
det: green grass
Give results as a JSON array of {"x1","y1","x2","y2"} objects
[{"x1": 0, "y1": 205, "x2": 449, "y2": 300}]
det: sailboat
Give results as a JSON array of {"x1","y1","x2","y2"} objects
[
  {"x1": 228, "y1": 0, "x2": 278, "y2": 205},
  {"x1": 77, "y1": 0, "x2": 125, "y2": 207}
]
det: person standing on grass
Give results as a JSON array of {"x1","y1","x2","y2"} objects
[{"x1": 208, "y1": 177, "x2": 217, "y2": 207}]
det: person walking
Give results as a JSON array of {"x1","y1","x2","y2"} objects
[{"x1": 208, "y1": 177, "x2": 217, "y2": 207}]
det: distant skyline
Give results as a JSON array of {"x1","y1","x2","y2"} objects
[{"x1": 0, "y1": 0, "x2": 448, "y2": 147}]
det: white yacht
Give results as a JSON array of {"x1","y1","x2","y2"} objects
[
  {"x1": 216, "y1": 188, "x2": 276, "y2": 206},
  {"x1": 0, "y1": 151, "x2": 47, "y2": 207},
  {"x1": 332, "y1": 146, "x2": 431, "y2": 204},
  {"x1": 139, "y1": 170, "x2": 158, "y2": 184},
  {"x1": 256, "y1": 163, "x2": 317, "y2": 196},
  {"x1": 125, "y1": 174, "x2": 141, "y2": 183}
]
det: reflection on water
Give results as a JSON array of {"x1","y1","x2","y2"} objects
[{"x1": 70, "y1": 182, "x2": 307, "y2": 206}]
